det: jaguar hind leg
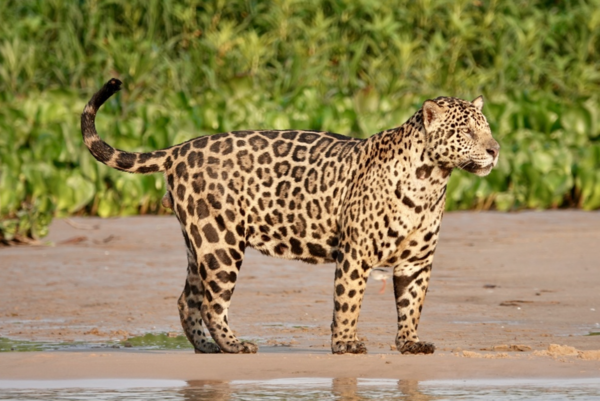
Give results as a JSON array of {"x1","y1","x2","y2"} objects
[
  {"x1": 330, "y1": 252, "x2": 369, "y2": 354},
  {"x1": 197, "y1": 243, "x2": 258, "y2": 354},
  {"x1": 178, "y1": 254, "x2": 220, "y2": 353}
]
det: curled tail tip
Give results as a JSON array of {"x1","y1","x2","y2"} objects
[
  {"x1": 85, "y1": 78, "x2": 123, "y2": 114},
  {"x1": 105, "y1": 78, "x2": 123, "y2": 92}
]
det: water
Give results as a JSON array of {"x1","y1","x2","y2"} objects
[
  {"x1": 0, "y1": 377, "x2": 599, "y2": 400},
  {"x1": 0, "y1": 333, "x2": 193, "y2": 352}
]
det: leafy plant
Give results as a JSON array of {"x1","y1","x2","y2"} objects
[{"x1": 1, "y1": 0, "x2": 599, "y2": 242}]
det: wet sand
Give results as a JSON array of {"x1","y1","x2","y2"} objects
[{"x1": 1, "y1": 212, "x2": 599, "y2": 380}]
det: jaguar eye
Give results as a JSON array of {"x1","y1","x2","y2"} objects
[{"x1": 461, "y1": 128, "x2": 475, "y2": 139}]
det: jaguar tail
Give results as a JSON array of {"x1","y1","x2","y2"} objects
[{"x1": 80, "y1": 78, "x2": 168, "y2": 174}]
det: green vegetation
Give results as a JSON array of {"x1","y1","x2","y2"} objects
[
  {"x1": 0, "y1": 333, "x2": 193, "y2": 351},
  {"x1": 0, "y1": 337, "x2": 96, "y2": 352},
  {"x1": 1, "y1": 0, "x2": 599, "y2": 242},
  {"x1": 120, "y1": 332, "x2": 193, "y2": 350}
]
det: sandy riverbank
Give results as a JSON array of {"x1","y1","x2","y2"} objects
[{"x1": 1, "y1": 212, "x2": 599, "y2": 380}]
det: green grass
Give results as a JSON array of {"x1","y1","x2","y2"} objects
[{"x1": 1, "y1": 0, "x2": 600, "y2": 241}]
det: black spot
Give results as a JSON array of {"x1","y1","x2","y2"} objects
[
  {"x1": 249, "y1": 135, "x2": 269, "y2": 151},
  {"x1": 221, "y1": 290, "x2": 232, "y2": 301},
  {"x1": 176, "y1": 184, "x2": 186, "y2": 201},
  {"x1": 207, "y1": 193, "x2": 222, "y2": 210},
  {"x1": 213, "y1": 304, "x2": 224, "y2": 314},
  {"x1": 139, "y1": 150, "x2": 166, "y2": 163},
  {"x1": 424, "y1": 232, "x2": 434, "y2": 242},
  {"x1": 205, "y1": 253, "x2": 220, "y2": 270},
  {"x1": 164, "y1": 156, "x2": 173, "y2": 170},
  {"x1": 258, "y1": 152, "x2": 272, "y2": 164},
  {"x1": 221, "y1": 138, "x2": 234, "y2": 155},
  {"x1": 190, "y1": 224, "x2": 202, "y2": 248},
  {"x1": 307, "y1": 243, "x2": 327, "y2": 258},
  {"x1": 398, "y1": 299, "x2": 410, "y2": 308},
  {"x1": 292, "y1": 145, "x2": 307, "y2": 162},
  {"x1": 291, "y1": 166, "x2": 306, "y2": 182},
  {"x1": 273, "y1": 140, "x2": 293, "y2": 158},
  {"x1": 274, "y1": 243, "x2": 288, "y2": 255},
  {"x1": 215, "y1": 249, "x2": 233, "y2": 266},
  {"x1": 215, "y1": 215, "x2": 226, "y2": 231},
  {"x1": 209, "y1": 141, "x2": 221, "y2": 153},
  {"x1": 401, "y1": 250, "x2": 411, "y2": 259},
  {"x1": 229, "y1": 247, "x2": 242, "y2": 261},
  {"x1": 196, "y1": 199, "x2": 210, "y2": 219},
  {"x1": 115, "y1": 152, "x2": 136, "y2": 169},
  {"x1": 180, "y1": 143, "x2": 190, "y2": 157},
  {"x1": 89, "y1": 140, "x2": 115, "y2": 163},
  {"x1": 289, "y1": 238, "x2": 303, "y2": 255},
  {"x1": 176, "y1": 162, "x2": 188, "y2": 180},
  {"x1": 273, "y1": 161, "x2": 291, "y2": 179},
  {"x1": 402, "y1": 196, "x2": 415, "y2": 208},
  {"x1": 236, "y1": 224, "x2": 245, "y2": 237},
  {"x1": 176, "y1": 205, "x2": 187, "y2": 226},
  {"x1": 236, "y1": 150, "x2": 254, "y2": 172},
  {"x1": 225, "y1": 209, "x2": 235, "y2": 222},
  {"x1": 216, "y1": 270, "x2": 236, "y2": 284},
  {"x1": 408, "y1": 250, "x2": 434, "y2": 263},
  {"x1": 187, "y1": 151, "x2": 203, "y2": 168},
  {"x1": 348, "y1": 289, "x2": 357, "y2": 298},
  {"x1": 203, "y1": 223, "x2": 219, "y2": 243},
  {"x1": 327, "y1": 236, "x2": 339, "y2": 247},
  {"x1": 336, "y1": 284, "x2": 345, "y2": 296},
  {"x1": 416, "y1": 164, "x2": 434, "y2": 179},
  {"x1": 298, "y1": 132, "x2": 319, "y2": 144},
  {"x1": 137, "y1": 164, "x2": 159, "y2": 173},
  {"x1": 224, "y1": 231, "x2": 236, "y2": 245},
  {"x1": 281, "y1": 131, "x2": 298, "y2": 140},
  {"x1": 350, "y1": 269, "x2": 360, "y2": 280},
  {"x1": 259, "y1": 130, "x2": 280, "y2": 140}
]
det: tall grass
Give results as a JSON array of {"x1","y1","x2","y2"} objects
[{"x1": 1, "y1": 0, "x2": 599, "y2": 241}]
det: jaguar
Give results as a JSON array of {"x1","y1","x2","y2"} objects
[{"x1": 81, "y1": 78, "x2": 499, "y2": 354}]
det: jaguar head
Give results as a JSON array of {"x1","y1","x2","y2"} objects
[{"x1": 422, "y1": 96, "x2": 499, "y2": 177}]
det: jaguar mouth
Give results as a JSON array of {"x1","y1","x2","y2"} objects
[{"x1": 459, "y1": 160, "x2": 494, "y2": 177}]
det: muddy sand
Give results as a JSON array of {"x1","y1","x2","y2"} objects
[{"x1": 1, "y1": 211, "x2": 599, "y2": 381}]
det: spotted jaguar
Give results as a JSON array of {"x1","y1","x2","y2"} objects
[{"x1": 81, "y1": 78, "x2": 499, "y2": 354}]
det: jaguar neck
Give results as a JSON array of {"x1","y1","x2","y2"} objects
[{"x1": 382, "y1": 112, "x2": 453, "y2": 190}]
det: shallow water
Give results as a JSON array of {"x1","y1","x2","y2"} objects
[
  {"x1": 0, "y1": 377, "x2": 599, "y2": 400},
  {"x1": 0, "y1": 333, "x2": 193, "y2": 352}
]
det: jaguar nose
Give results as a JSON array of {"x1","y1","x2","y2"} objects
[{"x1": 486, "y1": 140, "x2": 500, "y2": 159}]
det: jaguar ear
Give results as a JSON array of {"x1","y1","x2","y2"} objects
[
  {"x1": 472, "y1": 95, "x2": 484, "y2": 111},
  {"x1": 422, "y1": 100, "x2": 444, "y2": 131}
]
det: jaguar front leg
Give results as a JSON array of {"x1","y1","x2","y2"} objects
[
  {"x1": 393, "y1": 262, "x2": 435, "y2": 354},
  {"x1": 330, "y1": 252, "x2": 370, "y2": 354}
]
